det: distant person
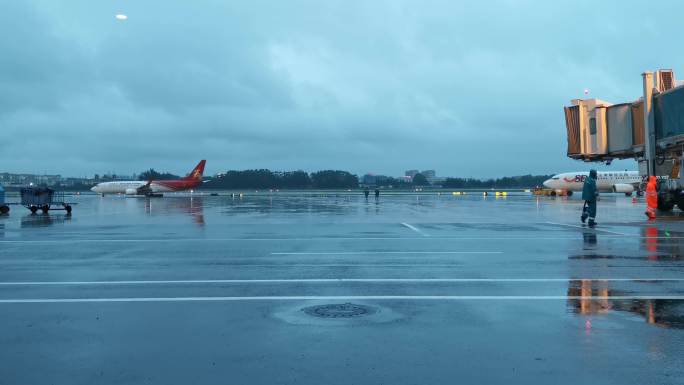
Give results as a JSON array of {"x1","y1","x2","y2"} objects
[
  {"x1": 364, "y1": 188, "x2": 370, "y2": 199},
  {"x1": 374, "y1": 188, "x2": 380, "y2": 199},
  {"x1": 645, "y1": 176, "x2": 657, "y2": 220},
  {"x1": 581, "y1": 169, "x2": 598, "y2": 227}
]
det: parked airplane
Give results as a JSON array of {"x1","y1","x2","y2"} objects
[
  {"x1": 91, "y1": 160, "x2": 206, "y2": 196},
  {"x1": 543, "y1": 171, "x2": 641, "y2": 196}
]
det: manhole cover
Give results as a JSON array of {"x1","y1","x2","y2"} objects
[{"x1": 302, "y1": 303, "x2": 376, "y2": 318}]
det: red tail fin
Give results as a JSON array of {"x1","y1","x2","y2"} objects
[{"x1": 185, "y1": 160, "x2": 206, "y2": 181}]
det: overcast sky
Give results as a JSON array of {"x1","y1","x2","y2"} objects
[{"x1": 1, "y1": 1, "x2": 683, "y2": 178}]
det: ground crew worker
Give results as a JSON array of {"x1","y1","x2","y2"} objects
[
  {"x1": 374, "y1": 188, "x2": 380, "y2": 199},
  {"x1": 645, "y1": 176, "x2": 657, "y2": 220},
  {"x1": 581, "y1": 169, "x2": 599, "y2": 227},
  {"x1": 364, "y1": 188, "x2": 370, "y2": 199}
]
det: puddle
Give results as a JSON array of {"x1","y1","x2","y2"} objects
[
  {"x1": 566, "y1": 280, "x2": 684, "y2": 329},
  {"x1": 20, "y1": 214, "x2": 72, "y2": 228}
]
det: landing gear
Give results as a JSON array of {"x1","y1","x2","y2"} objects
[
  {"x1": 566, "y1": 190, "x2": 573, "y2": 197},
  {"x1": 41, "y1": 205, "x2": 49, "y2": 214},
  {"x1": 65, "y1": 205, "x2": 72, "y2": 214},
  {"x1": 0, "y1": 205, "x2": 9, "y2": 214},
  {"x1": 29, "y1": 206, "x2": 38, "y2": 214}
]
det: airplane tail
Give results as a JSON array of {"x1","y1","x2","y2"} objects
[{"x1": 185, "y1": 160, "x2": 206, "y2": 181}]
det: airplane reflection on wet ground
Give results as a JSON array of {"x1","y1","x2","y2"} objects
[
  {"x1": 144, "y1": 195, "x2": 205, "y2": 226},
  {"x1": 0, "y1": 192, "x2": 683, "y2": 385}
]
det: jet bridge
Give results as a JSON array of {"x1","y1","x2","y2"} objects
[{"x1": 563, "y1": 69, "x2": 684, "y2": 211}]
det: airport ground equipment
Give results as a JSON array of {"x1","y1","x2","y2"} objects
[
  {"x1": 0, "y1": 185, "x2": 8, "y2": 214},
  {"x1": 532, "y1": 187, "x2": 571, "y2": 197},
  {"x1": 563, "y1": 69, "x2": 684, "y2": 211},
  {"x1": 19, "y1": 187, "x2": 75, "y2": 214}
]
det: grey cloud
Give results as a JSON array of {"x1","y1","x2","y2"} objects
[{"x1": 1, "y1": 0, "x2": 682, "y2": 177}]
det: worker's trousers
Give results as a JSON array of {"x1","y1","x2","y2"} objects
[{"x1": 583, "y1": 200, "x2": 596, "y2": 222}]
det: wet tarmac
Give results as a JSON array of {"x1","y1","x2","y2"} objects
[{"x1": 1, "y1": 192, "x2": 683, "y2": 384}]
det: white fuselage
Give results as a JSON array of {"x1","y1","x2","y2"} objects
[
  {"x1": 90, "y1": 181, "x2": 175, "y2": 195},
  {"x1": 543, "y1": 171, "x2": 641, "y2": 193}
]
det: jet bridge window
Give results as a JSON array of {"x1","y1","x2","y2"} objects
[{"x1": 589, "y1": 118, "x2": 597, "y2": 135}]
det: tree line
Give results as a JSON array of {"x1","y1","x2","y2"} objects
[
  {"x1": 199, "y1": 170, "x2": 550, "y2": 189},
  {"x1": 442, "y1": 174, "x2": 552, "y2": 189},
  {"x1": 202, "y1": 170, "x2": 359, "y2": 189},
  {"x1": 138, "y1": 169, "x2": 180, "y2": 181}
]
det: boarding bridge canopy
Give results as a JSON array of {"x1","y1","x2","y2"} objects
[{"x1": 655, "y1": 85, "x2": 684, "y2": 142}]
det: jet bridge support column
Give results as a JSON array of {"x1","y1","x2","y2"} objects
[{"x1": 642, "y1": 71, "x2": 656, "y2": 177}]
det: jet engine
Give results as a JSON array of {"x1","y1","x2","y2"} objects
[
  {"x1": 125, "y1": 188, "x2": 138, "y2": 195},
  {"x1": 612, "y1": 184, "x2": 635, "y2": 193}
]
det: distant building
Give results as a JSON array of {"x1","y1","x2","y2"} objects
[
  {"x1": 98, "y1": 174, "x2": 136, "y2": 182},
  {"x1": 410, "y1": 170, "x2": 442, "y2": 185},
  {"x1": 0, "y1": 173, "x2": 61, "y2": 187},
  {"x1": 362, "y1": 174, "x2": 378, "y2": 185},
  {"x1": 36, "y1": 174, "x2": 62, "y2": 186},
  {"x1": 362, "y1": 174, "x2": 401, "y2": 187},
  {"x1": 0, "y1": 172, "x2": 101, "y2": 188},
  {"x1": 405, "y1": 170, "x2": 419, "y2": 178}
]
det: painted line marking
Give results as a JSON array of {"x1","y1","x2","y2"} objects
[
  {"x1": 1, "y1": 295, "x2": 683, "y2": 304},
  {"x1": 204, "y1": 264, "x2": 473, "y2": 267},
  {"x1": 2, "y1": 235, "x2": 671, "y2": 244},
  {"x1": 270, "y1": 251, "x2": 502, "y2": 255},
  {"x1": 1, "y1": 278, "x2": 683, "y2": 286},
  {"x1": 401, "y1": 222, "x2": 429, "y2": 236},
  {"x1": 545, "y1": 222, "x2": 630, "y2": 236}
]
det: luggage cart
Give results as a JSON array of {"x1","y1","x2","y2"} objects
[{"x1": 20, "y1": 187, "x2": 75, "y2": 214}]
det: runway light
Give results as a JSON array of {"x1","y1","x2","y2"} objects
[{"x1": 115, "y1": 14, "x2": 128, "y2": 20}]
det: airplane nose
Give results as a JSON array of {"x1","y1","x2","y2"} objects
[
  {"x1": 90, "y1": 186, "x2": 98, "y2": 192},
  {"x1": 543, "y1": 180, "x2": 552, "y2": 188}
]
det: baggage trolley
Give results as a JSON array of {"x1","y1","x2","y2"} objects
[{"x1": 20, "y1": 187, "x2": 75, "y2": 214}]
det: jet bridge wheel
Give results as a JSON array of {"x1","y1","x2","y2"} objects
[
  {"x1": 676, "y1": 194, "x2": 684, "y2": 212},
  {"x1": 29, "y1": 206, "x2": 38, "y2": 214},
  {"x1": 658, "y1": 193, "x2": 675, "y2": 212}
]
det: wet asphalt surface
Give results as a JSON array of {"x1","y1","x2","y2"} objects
[{"x1": 1, "y1": 191, "x2": 683, "y2": 385}]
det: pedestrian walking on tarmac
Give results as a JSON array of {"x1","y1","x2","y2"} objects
[
  {"x1": 581, "y1": 169, "x2": 599, "y2": 227},
  {"x1": 364, "y1": 188, "x2": 370, "y2": 200},
  {"x1": 645, "y1": 176, "x2": 658, "y2": 220}
]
